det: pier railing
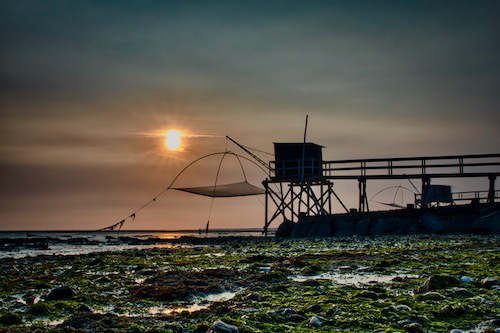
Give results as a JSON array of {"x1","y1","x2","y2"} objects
[
  {"x1": 414, "y1": 190, "x2": 500, "y2": 204},
  {"x1": 321, "y1": 153, "x2": 500, "y2": 180}
]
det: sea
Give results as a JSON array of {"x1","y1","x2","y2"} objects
[{"x1": 0, "y1": 229, "x2": 270, "y2": 259}]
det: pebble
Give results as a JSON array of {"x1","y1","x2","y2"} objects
[
  {"x1": 77, "y1": 304, "x2": 92, "y2": 313},
  {"x1": 288, "y1": 314, "x2": 306, "y2": 323},
  {"x1": 280, "y1": 308, "x2": 296, "y2": 316},
  {"x1": 309, "y1": 315, "x2": 323, "y2": 327},
  {"x1": 306, "y1": 304, "x2": 322, "y2": 313},
  {"x1": 394, "y1": 304, "x2": 411, "y2": 312},
  {"x1": 406, "y1": 322, "x2": 424, "y2": 333},
  {"x1": 449, "y1": 329, "x2": 464, "y2": 333},
  {"x1": 418, "y1": 291, "x2": 446, "y2": 301},
  {"x1": 481, "y1": 277, "x2": 499, "y2": 289},
  {"x1": 244, "y1": 292, "x2": 262, "y2": 301},
  {"x1": 449, "y1": 287, "x2": 473, "y2": 298},
  {"x1": 208, "y1": 320, "x2": 239, "y2": 333},
  {"x1": 460, "y1": 275, "x2": 473, "y2": 284}
]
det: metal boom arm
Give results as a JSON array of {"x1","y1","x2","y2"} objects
[{"x1": 226, "y1": 136, "x2": 270, "y2": 171}]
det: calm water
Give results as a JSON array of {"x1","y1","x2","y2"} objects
[{"x1": 0, "y1": 229, "x2": 270, "y2": 259}]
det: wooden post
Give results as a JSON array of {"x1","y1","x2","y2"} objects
[
  {"x1": 421, "y1": 177, "x2": 431, "y2": 208},
  {"x1": 488, "y1": 175, "x2": 496, "y2": 204},
  {"x1": 264, "y1": 181, "x2": 268, "y2": 236}
]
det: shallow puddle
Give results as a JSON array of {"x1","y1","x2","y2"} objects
[
  {"x1": 147, "y1": 290, "x2": 238, "y2": 315},
  {"x1": 291, "y1": 272, "x2": 418, "y2": 285}
]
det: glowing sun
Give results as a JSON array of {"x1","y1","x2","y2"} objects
[{"x1": 165, "y1": 130, "x2": 182, "y2": 150}]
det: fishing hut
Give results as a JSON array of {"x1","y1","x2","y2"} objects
[{"x1": 263, "y1": 142, "x2": 337, "y2": 235}]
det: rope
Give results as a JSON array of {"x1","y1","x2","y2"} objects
[
  {"x1": 97, "y1": 151, "x2": 269, "y2": 232},
  {"x1": 234, "y1": 154, "x2": 248, "y2": 182},
  {"x1": 206, "y1": 152, "x2": 227, "y2": 230}
]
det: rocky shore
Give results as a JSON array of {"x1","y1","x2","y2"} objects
[{"x1": 0, "y1": 235, "x2": 498, "y2": 332}]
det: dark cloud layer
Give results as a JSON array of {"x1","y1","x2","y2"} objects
[{"x1": 1, "y1": 1, "x2": 499, "y2": 229}]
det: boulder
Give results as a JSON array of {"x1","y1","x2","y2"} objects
[
  {"x1": 46, "y1": 286, "x2": 75, "y2": 301},
  {"x1": 415, "y1": 275, "x2": 460, "y2": 293},
  {"x1": 0, "y1": 312, "x2": 22, "y2": 326},
  {"x1": 208, "y1": 320, "x2": 239, "y2": 333}
]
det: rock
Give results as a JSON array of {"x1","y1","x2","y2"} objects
[
  {"x1": 280, "y1": 308, "x2": 297, "y2": 316},
  {"x1": 357, "y1": 290, "x2": 378, "y2": 298},
  {"x1": 358, "y1": 266, "x2": 376, "y2": 273},
  {"x1": 309, "y1": 315, "x2": 323, "y2": 327},
  {"x1": 418, "y1": 291, "x2": 446, "y2": 301},
  {"x1": 448, "y1": 287, "x2": 473, "y2": 298},
  {"x1": 90, "y1": 258, "x2": 103, "y2": 265},
  {"x1": 208, "y1": 320, "x2": 239, "y2": 333},
  {"x1": 415, "y1": 275, "x2": 460, "y2": 293},
  {"x1": 287, "y1": 314, "x2": 306, "y2": 323},
  {"x1": 406, "y1": 322, "x2": 424, "y2": 333},
  {"x1": 0, "y1": 312, "x2": 22, "y2": 326},
  {"x1": 301, "y1": 279, "x2": 320, "y2": 287},
  {"x1": 60, "y1": 313, "x2": 121, "y2": 331},
  {"x1": 460, "y1": 275, "x2": 473, "y2": 284},
  {"x1": 476, "y1": 319, "x2": 500, "y2": 331},
  {"x1": 46, "y1": 286, "x2": 75, "y2": 301},
  {"x1": 244, "y1": 292, "x2": 261, "y2": 301},
  {"x1": 77, "y1": 304, "x2": 92, "y2": 313},
  {"x1": 394, "y1": 304, "x2": 411, "y2": 312},
  {"x1": 449, "y1": 329, "x2": 465, "y2": 333},
  {"x1": 25, "y1": 295, "x2": 36, "y2": 305},
  {"x1": 398, "y1": 319, "x2": 414, "y2": 326},
  {"x1": 306, "y1": 304, "x2": 322, "y2": 313},
  {"x1": 326, "y1": 306, "x2": 341, "y2": 316},
  {"x1": 481, "y1": 277, "x2": 499, "y2": 289}
]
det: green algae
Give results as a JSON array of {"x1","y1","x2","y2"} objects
[{"x1": 0, "y1": 235, "x2": 498, "y2": 332}]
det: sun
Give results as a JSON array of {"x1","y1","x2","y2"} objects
[{"x1": 165, "y1": 130, "x2": 182, "y2": 150}]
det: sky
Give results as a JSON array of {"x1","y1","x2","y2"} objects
[{"x1": 1, "y1": 1, "x2": 499, "y2": 230}]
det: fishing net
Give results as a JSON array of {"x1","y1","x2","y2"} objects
[{"x1": 173, "y1": 181, "x2": 265, "y2": 197}]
